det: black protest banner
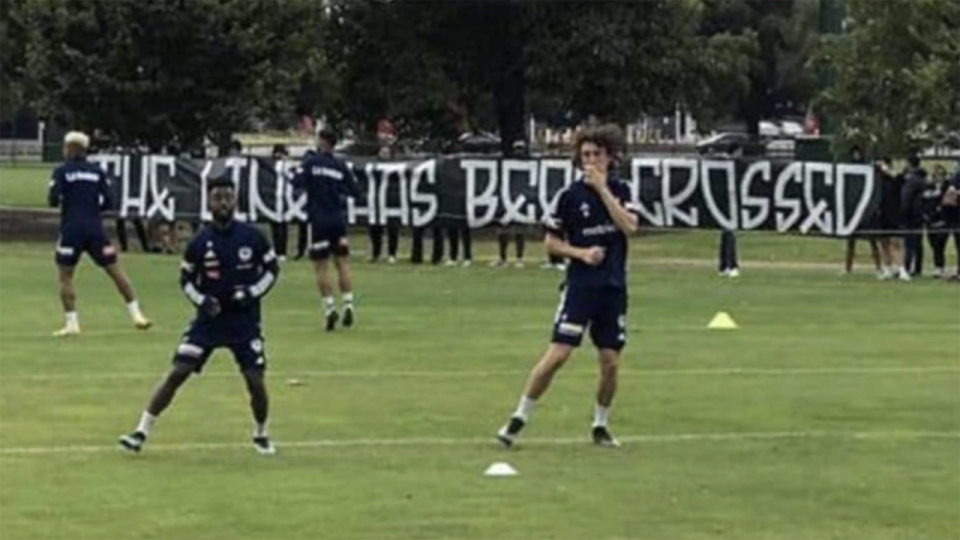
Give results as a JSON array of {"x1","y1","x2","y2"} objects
[{"x1": 89, "y1": 154, "x2": 877, "y2": 236}]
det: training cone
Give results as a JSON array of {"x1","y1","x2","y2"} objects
[
  {"x1": 707, "y1": 311, "x2": 738, "y2": 329},
  {"x1": 484, "y1": 462, "x2": 518, "y2": 477}
]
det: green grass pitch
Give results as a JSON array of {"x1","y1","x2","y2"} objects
[
  {"x1": 0, "y1": 163, "x2": 53, "y2": 208},
  {"x1": 0, "y1": 231, "x2": 957, "y2": 539}
]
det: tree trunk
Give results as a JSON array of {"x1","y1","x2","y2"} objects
[{"x1": 492, "y1": 0, "x2": 526, "y2": 154}]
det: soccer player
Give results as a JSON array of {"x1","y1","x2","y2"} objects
[
  {"x1": 496, "y1": 125, "x2": 639, "y2": 448},
  {"x1": 291, "y1": 130, "x2": 363, "y2": 331},
  {"x1": 48, "y1": 131, "x2": 151, "y2": 336},
  {"x1": 118, "y1": 176, "x2": 281, "y2": 455}
]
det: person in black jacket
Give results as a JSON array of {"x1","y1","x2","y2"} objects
[
  {"x1": 368, "y1": 145, "x2": 401, "y2": 263},
  {"x1": 921, "y1": 165, "x2": 951, "y2": 278},
  {"x1": 900, "y1": 155, "x2": 928, "y2": 277},
  {"x1": 842, "y1": 146, "x2": 881, "y2": 276},
  {"x1": 875, "y1": 158, "x2": 909, "y2": 280},
  {"x1": 944, "y1": 169, "x2": 960, "y2": 280},
  {"x1": 269, "y1": 144, "x2": 290, "y2": 261}
]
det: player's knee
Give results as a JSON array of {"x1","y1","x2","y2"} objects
[
  {"x1": 598, "y1": 350, "x2": 620, "y2": 374},
  {"x1": 242, "y1": 368, "x2": 263, "y2": 384},
  {"x1": 543, "y1": 344, "x2": 573, "y2": 367},
  {"x1": 164, "y1": 366, "x2": 192, "y2": 388}
]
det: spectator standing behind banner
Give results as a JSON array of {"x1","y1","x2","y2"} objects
[
  {"x1": 922, "y1": 165, "x2": 951, "y2": 278},
  {"x1": 292, "y1": 149, "x2": 315, "y2": 260},
  {"x1": 876, "y1": 157, "x2": 910, "y2": 281},
  {"x1": 718, "y1": 229, "x2": 739, "y2": 277},
  {"x1": 493, "y1": 140, "x2": 529, "y2": 268},
  {"x1": 368, "y1": 145, "x2": 401, "y2": 264},
  {"x1": 269, "y1": 144, "x2": 290, "y2": 262},
  {"x1": 97, "y1": 135, "x2": 152, "y2": 254},
  {"x1": 901, "y1": 155, "x2": 928, "y2": 277},
  {"x1": 444, "y1": 216, "x2": 473, "y2": 267},
  {"x1": 110, "y1": 143, "x2": 151, "y2": 252},
  {"x1": 842, "y1": 146, "x2": 881, "y2": 276},
  {"x1": 409, "y1": 223, "x2": 444, "y2": 264},
  {"x1": 943, "y1": 168, "x2": 960, "y2": 281}
]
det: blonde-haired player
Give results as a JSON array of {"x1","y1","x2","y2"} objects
[{"x1": 48, "y1": 131, "x2": 151, "y2": 335}]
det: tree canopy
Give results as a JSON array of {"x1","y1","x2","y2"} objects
[{"x1": 3, "y1": 0, "x2": 955, "y2": 154}]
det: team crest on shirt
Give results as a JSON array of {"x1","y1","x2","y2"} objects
[
  {"x1": 203, "y1": 245, "x2": 220, "y2": 278},
  {"x1": 238, "y1": 247, "x2": 252, "y2": 262},
  {"x1": 580, "y1": 202, "x2": 591, "y2": 218}
]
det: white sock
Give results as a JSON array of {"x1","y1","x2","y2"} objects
[
  {"x1": 253, "y1": 421, "x2": 268, "y2": 438},
  {"x1": 513, "y1": 395, "x2": 536, "y2": 421},
  {"x1": 342, "y1": 292, "x2": 354, "y2": 306},
  {"x1": 323, "y1": 296, "x2": 336, "y2": 314},
  {"x1": 65, "y1": 311, "x2": 79, "y2": 327},
  {"x1": 136, "y1": 411, "x2": 156, "y2": 435},
  {"x1": 593, "y1": 403, "x2": 610, "y2": 428},
  {"x1": 126, "y1": 300, "x2": 143, "y2": 320}
]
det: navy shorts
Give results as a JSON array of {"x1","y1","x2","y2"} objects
[
  {"x1": 173, "y1": 328, "x2": 267, "y2": 374},
  {"x1": 55, "y1": 228, "x2": 117, "y2": 267},
  {"x1": 309, "y1": 223, "x2": 350, "y2": 260},
  {"x1": 551, "y1": 286, "x2": 628, "y2": 351}
]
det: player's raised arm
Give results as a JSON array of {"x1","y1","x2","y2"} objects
[{"x1": 608, "y1": 180, "x2": 640, "y2": 234}]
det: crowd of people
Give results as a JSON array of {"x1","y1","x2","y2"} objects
[{"x1": 844, "y1": 150, "x2": 960, "y2": 281}]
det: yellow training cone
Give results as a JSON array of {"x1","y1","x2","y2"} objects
[{"x1": 707, "y1": 311, "x2": 738, "y2": 329}]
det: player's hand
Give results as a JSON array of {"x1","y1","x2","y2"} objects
[
  {"x1": 580, "y1": 246, "x2": 606, "y2": 266},
  {"x1": 583, "y1": 164, "x2": 608, "y2": 192},
  {"x1": 202, "y1": 296, "x2": 221, "y2": 317}
]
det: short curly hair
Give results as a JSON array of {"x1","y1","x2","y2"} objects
[{"x1": 572, "y1": 124, "x2": 624, "y2": 168}]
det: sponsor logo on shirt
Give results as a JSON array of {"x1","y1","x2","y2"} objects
[
  {"x1": 64, "y1": 171, "x2": 100, "y2": 183},
  {"x1": 582, "y1": 223, "x2": 618, "y2": 236}
]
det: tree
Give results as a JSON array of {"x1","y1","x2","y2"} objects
[
  {"x1": 21, "y1": 0, "x2": 327, "y2": 152},
  {"x1": 0, "y1": 0, "x2": 28, "y2": 124},
  {"x1": 693, "y1": 0, "x2": 819, "y2": 136},
  {"x1": 327, "y1": 0, "x2": 706, "y2": 146},
  {"x1": 525, "y1": 0, "x2": 702, "y2": 125},
  {"x1": 816, "y1": 0, "x2": 960, "y2": 157},
  {"x1": 325, "y1": 0, "x2": 525, "y2": 147}
]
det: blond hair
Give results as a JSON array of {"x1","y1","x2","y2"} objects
[{"x1": 63, "y1": 131, "x2": 90, "y2": 149}]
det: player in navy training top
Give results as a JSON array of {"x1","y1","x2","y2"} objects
[
  {"x1": 119, "y1": 176, "x2": 281, "y2": 455},
  {"x1": 496, "y1": 125, "x2": 639, "y2": 448},
  {"x1": 47, "y1": 131, "x2": 152, "y2": 336},
  {"x1": 290, "y1": 129, "x2": 363, "y2": 331}
]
